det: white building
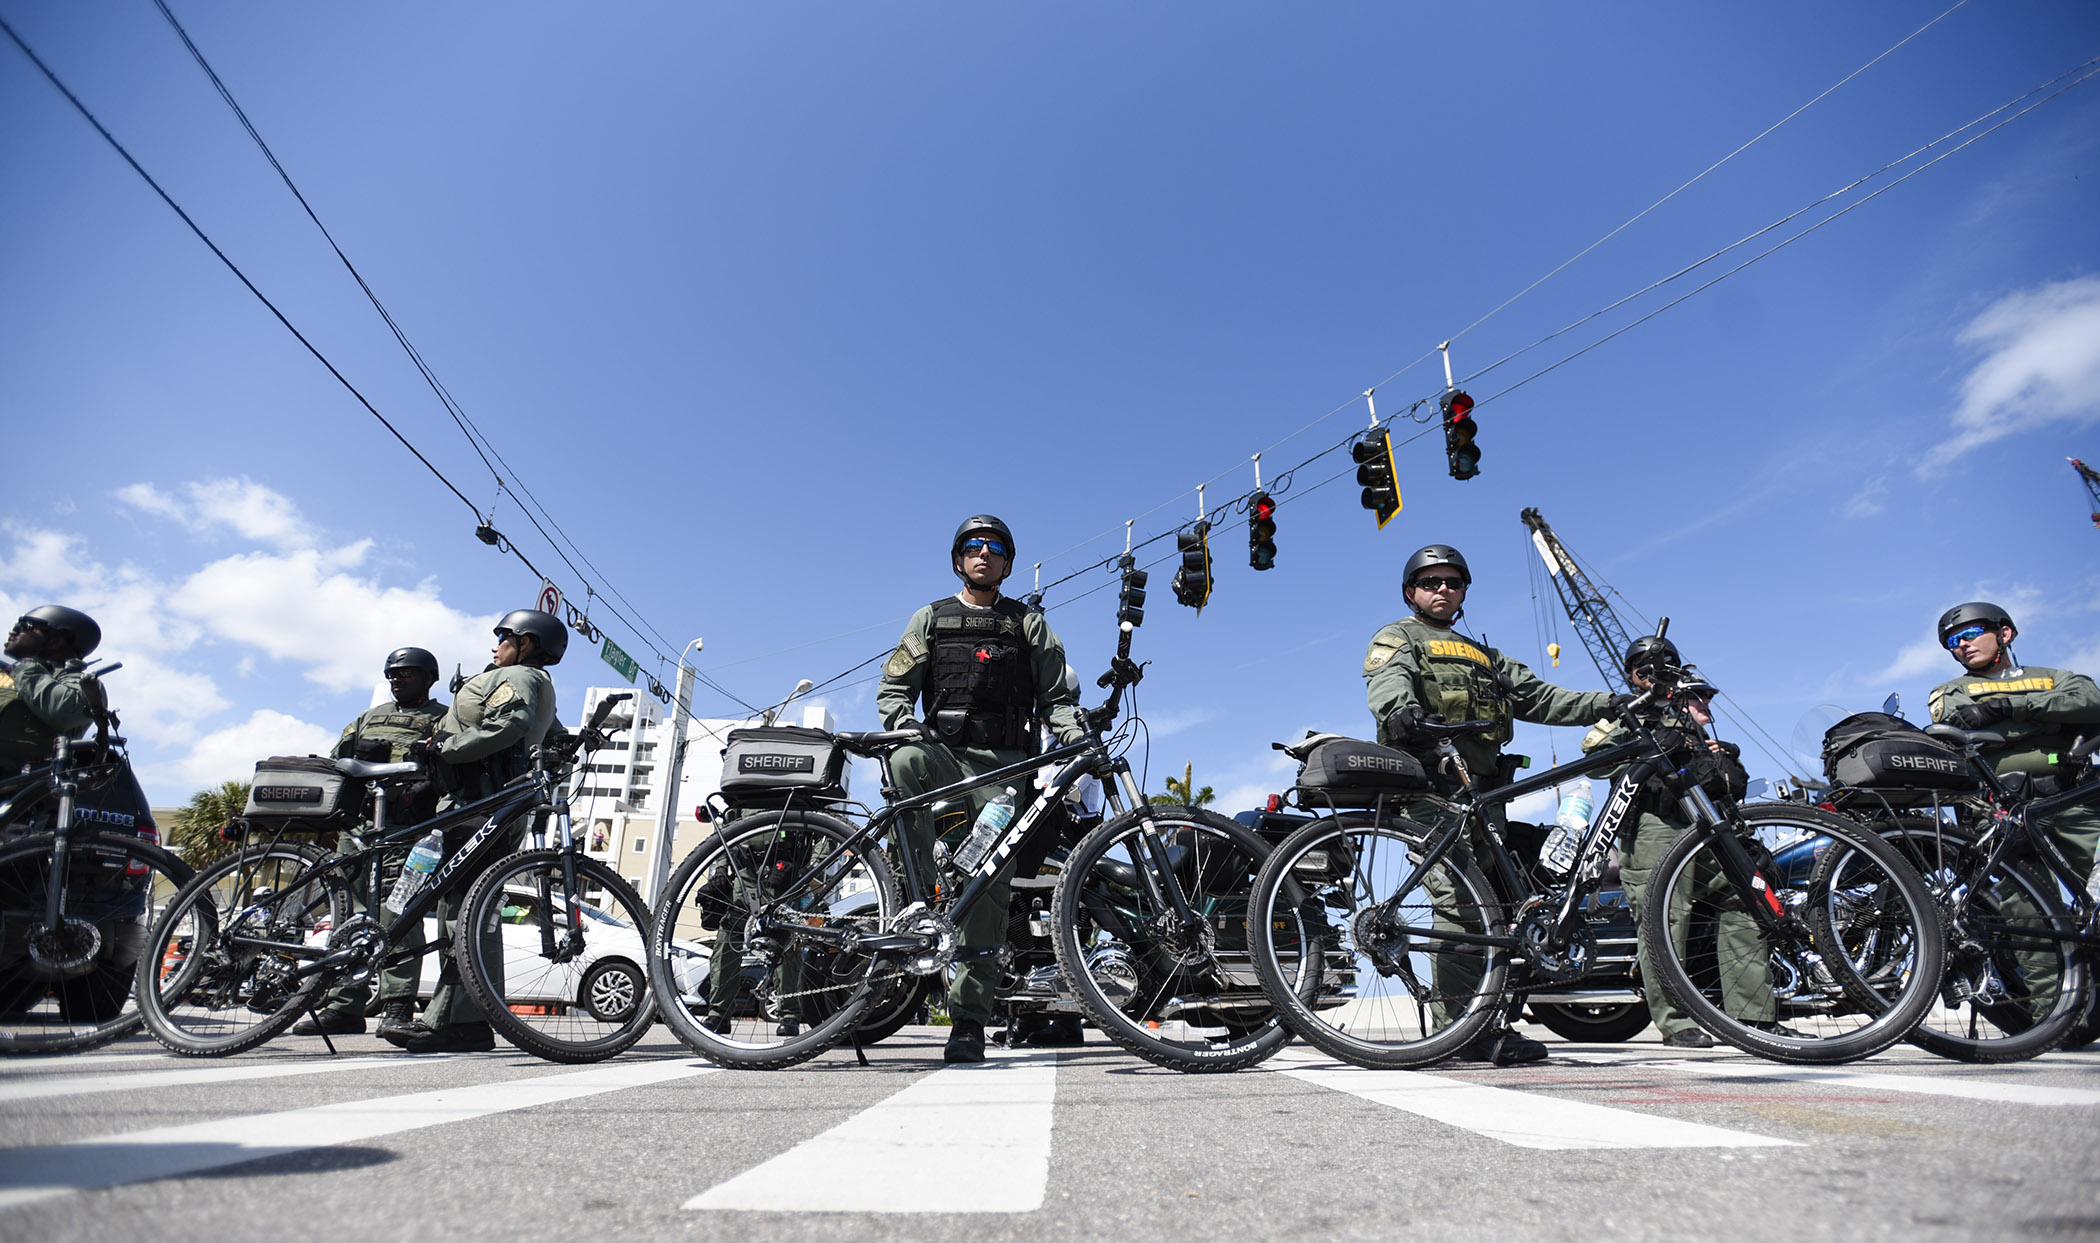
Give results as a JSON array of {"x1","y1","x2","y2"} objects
[{"x1": 569, "y1": 686, "x2": 839, "y2": 892}]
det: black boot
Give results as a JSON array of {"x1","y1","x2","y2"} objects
[
  {"x1": 374, "y1": 1001, "x2": 419, "y2": 1043},
  {"x1": 293, "y1": 1009, "x2": 366, "y2": 1036},
  {"x1": 944, "y1": 1018, "x2": 987, "y2": 1064},
  {"x1": 399, "y1": 1022, "x2": 497, "y2": 1054}
]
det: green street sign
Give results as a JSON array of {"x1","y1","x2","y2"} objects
[{"x1": 599, "y1": 637, "x2": 638, "y2": 684}]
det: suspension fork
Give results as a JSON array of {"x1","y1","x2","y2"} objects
[
  {"x1": 1679, "y1": 786, "x2": 1793, "y2": 937},
  {"x1": 43, "y1": 740, "x2": 77, "y2": 933},
  {"x1": 1107, "y1": 762, "x2": 1201, "y2": 926}
]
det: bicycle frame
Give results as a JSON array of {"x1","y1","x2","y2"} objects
[{"x1": 1933, "y1": 746, "x2": 2100, "y2": 949}]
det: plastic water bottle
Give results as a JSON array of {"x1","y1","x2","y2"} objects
[
  {"x1": 383, "y1": 829, "x2": 445, "y2": 914},
  {"x1": 2084, "y1": 858, "x2": 2100, "y2": 905},
  {"x1": 952, "y1": 788, "x2": 1017, "y2": 874},
  {"x1": 1538, "y1": 779, "x2": 1594, "y2": 876}
]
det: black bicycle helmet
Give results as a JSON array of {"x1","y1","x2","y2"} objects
[
  {"x1": 383, "y1": 646, "x2": 441, "y2": 676},
  {"x1": 951, "y1": 515, "x2": 1016, "y2": 561},
  {"x1": 1624, "y1": 635, "x2": 1682, "y2": 677},
  {"x1": 495, "y1": 609, "x2": 568, "y2": 666},
  {"x1": 1403, "y1": 545, "x2": 1471, "y2": 588},
  {"x1": 18, "y1": 605, "x2": 100, "y2": 659},
  {"x1": 1937, "y1": 601, "x2": 2015, "y2": 646}
]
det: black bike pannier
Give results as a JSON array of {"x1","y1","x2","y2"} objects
[
  {"x1": 1821, "y1": 713, "x2": 1975, "y2": 793},
  {"x1": 242, "y1": 756, "x2": 365, "y2": 834},
  {"x1": 1295, "y1": 738, "x2": 1432, "y2": 808},
  {"x1": 719, "y1": 726, "x2": 847, "y2": 803}
]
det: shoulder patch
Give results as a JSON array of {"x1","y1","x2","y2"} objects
[
  {"x1": 883, "y1": 646, "x2": 916, "y2": 678},
  {"x1": 0, "y1": 671, "x2": 13, "y2": 693},
  {"x1": 1364, "y1": 642, "x2": 1403, "y2": 673},
  {"x1": 486, "y1": 681, "x2": 518, "y2": 709}
]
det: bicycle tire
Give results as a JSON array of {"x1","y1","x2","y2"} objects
[
  {"x1": 1047, "y1": 805, "x2": 1290, "y2": 1072},
  {"x1": 1644, "y1": 804, "x2": 1943, "y2": 1065},
  {"x1": 454, "y1": 850, "x2": 657, "y2": 1063},
  {"x1": 0, "y1": 831, "x2": 194, "y2": 1055},
  {"x1": 136, "y1": 841, "x2": 348, "y2": 1057},
  {"x1": 1247, "y1": 814, "x2": 1504, "y2": 1068},
  {"x1": 646, "y1": 809, "x2": 899, "y2": 1069},
  {"x1": 1824, "y1": 814, "x2": 2087, "y2": 1063}
]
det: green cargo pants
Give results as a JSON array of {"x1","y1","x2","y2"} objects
[{"x1": 1619, "y1": 809, "x2": 1774, "y2": 1036}]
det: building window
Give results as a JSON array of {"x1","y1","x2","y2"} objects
[{"x1": 633, "y1": 837, "x2": 647, "y2": 853}]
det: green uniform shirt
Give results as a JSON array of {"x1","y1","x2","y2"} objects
[
  {"x1": 333, "y1": 698, "x2": 447, "y2": 763},
  {"x1": 437, "y1": 665, "x2": 557, "y2": 764},
  {"x1": 877, "y1": 594, "x2": 1085, "y2": 746},
  {"x1": 0, "y1": 657, "x2": 94, "y2": 770},
  {"x1": 1364, "y1": 615, "x2": 1613, "y2": 778},
  {"x1": 1927, "y1": 663, "x2": 2100, "y2": 777}
]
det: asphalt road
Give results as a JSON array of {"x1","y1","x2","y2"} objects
[{"x1": 3, "y1": 1021, "x2": 2098, "y2": 1243}]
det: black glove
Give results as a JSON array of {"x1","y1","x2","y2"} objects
[
  {"x1": 408, "y1": 737, "x2": 443, "y2": 764},
  {"x1": 1382, "y1": 705, "x2": 1442, "y2": 742},
  {"x1": 897, "y1": 718, "x2": 936, "y2": 743},
  {"x1": 1949, "y1": 699, "x2": 2014, "y2": 730},
  {"x1": 1604, "y1": 693, "x2": 1637, "y2": 721}
]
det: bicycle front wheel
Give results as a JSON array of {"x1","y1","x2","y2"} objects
[
  {"x1": 455, "y1": 850, "x2": 657, "y2": 1064},
  {"x1": 1833, "y1": 814, "x2": 2087, "y2": 1063},
  {"x1": 1051, "y1": 805, "x2": 1293, "y2": 1073},
  {"x1": 646, "y1": 809, "x2": 899, "y2": 1069},
  {"x1": 1248, "y1": 816, "x2": 1504, "y2": 1068},
  {"x1": 0, "y1": 831, "x2": 194, "y2": 1055},
  {"x1": 136, "y1": 841, "x2": 348, "y2": 1057},
  {"x1": 1645, "y1": 804, "x2": 1943, "y2": 1064}
]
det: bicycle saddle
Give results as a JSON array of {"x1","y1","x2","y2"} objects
[
  {"x1": 332, "y1": 758, "x2": 422, "y2": 780},
  {"x1": 1923, "y1": 724, "x2": 2006, "y2": 749}
]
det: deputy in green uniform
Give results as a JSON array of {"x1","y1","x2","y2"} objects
[
  {"x1": 1582, "y1": 636, "x2": 1777, "y2": 1049},
  {"x1": 387, "y1": 610, "x2": 565, "y2": 1054},
  {"x1": 1929, "y1": 602, "x2": 2100, "y2": 1017},
  {"x1": 877, "y1": 516, "x2": 1084, "y2": 1063},
  {"x1": 0, "y1": 606, "x2": 100, "y2": 772},
  {"x1": 1363, "y1": 545, "x2": 1615, "y2": 1065},
  {"x1": 293, "y1": 647, "x2": 447, "y2": 1039}
]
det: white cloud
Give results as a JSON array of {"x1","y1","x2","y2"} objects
[
  {"x1": 1872, "y1": 638, "x2": 1949, "y2": 684},
  {"x1": 138, "y1": 709, "x2": 337, "y2": 792},
  {"x1": 117, "y1": 478, "x2": 320, "y2": 551},
  {"x1": 1923, "y1": 275, "x2": 2100, "y2": 471}
]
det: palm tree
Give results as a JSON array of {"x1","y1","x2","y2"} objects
[
  {"x1": 1150, "y1": 763, "x2": 1215, "y2": 808},
  {"x1": 167, "y1": 780, "x2": 249, "y2": 869}
]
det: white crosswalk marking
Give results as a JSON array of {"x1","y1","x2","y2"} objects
[
  {"x1": 0, "y1": 1052, "x2": 175, "y2": 1076},
  {"x1": 0, "y1": 1055, "x2": 438, "y2": 1104},
  {"x1": 1268, "y1": 1049, "x2": 1796, "y2": 1150},
  {"x1": 1558, "y1": 1052, "x2": 2100, "y2": 1107},
  {"x1": 0, "y1": 1057, "x2": 716, "y2": 1209},
  {"x1": 685, "y1": 1048, "x2": 1059, "y2": 1213}
]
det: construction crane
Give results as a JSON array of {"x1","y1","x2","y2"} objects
[
  {"x1": 1519, "y1": 507, "x2": 1638, "y2": 694},
  {"x1": 2073, "y1": 459, "x2": 2100, "y2": 531}
]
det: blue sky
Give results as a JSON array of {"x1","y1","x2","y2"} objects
[{"x1": 3, "y1": 2, "x2": 2097, "y2": 808}]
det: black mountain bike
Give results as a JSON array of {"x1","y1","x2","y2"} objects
[
  {"x1": 137, "y1": 693, "x2": 656, "y2": 1062},
  {"x1": 1248, "y1": 644, "x2": 1947, "y2": 1067},
  {"x1": 0, "y1": 662, "x2": 192, "y2": 1054},
  {"x1": 646, "y1": 615, "x2": 1300, "y2": 1072},
  {"x1": 1812, "y1": 725, "x2": 2099, "y2": 1062}
]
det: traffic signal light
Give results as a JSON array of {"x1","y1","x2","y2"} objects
[
  {"x1": 1248, "y1": 491, "x2": 1276, "y2": 571},
  {"x1": 1352, "y1": 431, "x2": 1401, "y2": 528},
  {"x1": 1172, "y1": 522, "x2": 1212, "y2": 610},
  {"x1": 1116, "y1": 557, "x2": 1148, "y2": 627},
  {"x1": 1441, "y1": 390, "x2": 1480, "y2": 480}
]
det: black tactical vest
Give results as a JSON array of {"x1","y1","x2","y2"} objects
[{"x1": 923, "y1": 596, "x2": 1037, "y2": 751}]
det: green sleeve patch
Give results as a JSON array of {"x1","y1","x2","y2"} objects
[
  {"x1": 1364, "y1": 641, "x2": 1405, "y2": 674},
  {"x1": 883, "y1": 631, "x2": 928, "y2": 679}
]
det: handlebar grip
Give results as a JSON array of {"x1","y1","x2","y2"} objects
[{"x1": 585, "y1": 691, "x2": 633, "y2": 732}]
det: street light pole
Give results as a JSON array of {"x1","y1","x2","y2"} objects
[{"x1": 645, "y1": 637, "x2": 701, "y2": 906}]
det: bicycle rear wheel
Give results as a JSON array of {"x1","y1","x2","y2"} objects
[
  {"x1": 0, "y1": 831, "x2": 193, "y2": 1054},
  {"x1": 455, "y1": 850, "x2": 657, "y2": 1063},
  {"x1": 646, "y1": 809, "x2": 899, "y2": 1069},
  {"x1": 1830, "y1": 814, "x2": 2087, "y2": 1063},
  {"x1": 136, "y1": 842, "x2": 347, "y2": 1057},
  {"x1": 1049, "y1": 806, "x2": 1292, "y2": 1072},
  {"x1": 1645, "y1": 805, "x2": 1943, "y2": 1064},
  {"x1": 1248, "y1": 816, "x2": 1504, "y2": 1068}
]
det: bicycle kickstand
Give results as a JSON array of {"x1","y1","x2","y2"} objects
[{"x1": 301, "y1": 1001, "x2": 341, "y2": 1057}]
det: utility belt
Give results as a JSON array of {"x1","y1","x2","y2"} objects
[
  {"x1": 423, "y1": 740, "x2": 530, "y2": 802},
  {"x1": 930, "y1": 706, "x2": 1038, "y2": 754}
]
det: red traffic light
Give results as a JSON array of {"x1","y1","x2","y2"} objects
[
  {"x1": 1444, "y1": 390, "x2": 1474, "y2": 422},
  {"x1": 1252, "y1": 493, "x2": 1276, "y2": 521}
]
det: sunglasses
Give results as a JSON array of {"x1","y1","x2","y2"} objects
[
  {"x1": 960, "y1": 538, "x2": 1010, "y2": 558},
  {"x1": 1412, "y1": 575, "x2": 1467, "y2": 593},
  {"x1": 1943, "y1": 624, "x2": 1991, "y2": 650},
  {"x1": 10, "y1": 617, "x2": 49, "y2": 634}
]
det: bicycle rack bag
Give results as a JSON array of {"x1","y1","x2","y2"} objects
[
  {"x1": 242, "y1": 756, "x2": 366, "y2": 833},
  {"x1": 719, "y1": 726, "x2": 847, "y2": 804},
  {"x1": 1821, "y1": 713, "x2": 1977, "y2": 793},
  {"x1": 1292, "y1": 736, "x2": 1433, "y2": 808}
]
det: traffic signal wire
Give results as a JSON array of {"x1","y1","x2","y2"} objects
[
  {"x1": 145, "y1": 0, "x2": 729, "y2": 709},
  {"x1": 1440, "y1": 0, "x2": 1973, "y2": 361},
  {"x1": 1457, "y1": 53, "x2": 2100, "y2": 408}
]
